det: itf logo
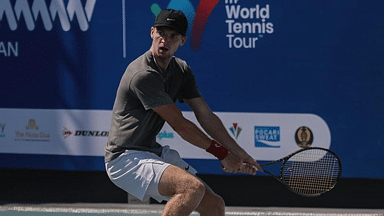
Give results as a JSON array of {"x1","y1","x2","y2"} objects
[
  {"x1": 151, "y1": 0, "x2": 219, "y2": 50},
  {"x1": 254, "y1": 126, "x2": 280, "y2": 148}
]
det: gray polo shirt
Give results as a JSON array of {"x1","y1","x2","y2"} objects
[{"x1": 105, "y1": 50, "x2": 201, "y2": 163}]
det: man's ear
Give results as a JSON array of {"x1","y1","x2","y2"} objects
[
  {"x1": 180, "y1": 35, "x2": 187, "y2": 47},
  {"x1": 150, "y1": 27, "x2": 155, "y2": 39}
]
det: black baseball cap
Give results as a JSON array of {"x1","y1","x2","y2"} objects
[{"x1": 153, "y1": 9, "x2": 188, "y2": 36}]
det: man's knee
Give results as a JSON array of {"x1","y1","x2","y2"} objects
[
  {"x1": 182, "y1": 177, "x2": 206, "y2": 199},
  {"x1": 212, "y1": 195, "x2": 225, "y2": 215},
  {"x1": 159, "y1": 165, "x2": 205, "y2": 200},
  {"x1": 197, "y1": 193, "x2": 225, "y2": 216}
]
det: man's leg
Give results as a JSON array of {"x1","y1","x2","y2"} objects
[
  {"x1": 195, "y1": 180, "x2": 225, "y2": 216},
  {"x1": 158, "y1": 165, "x2": 206, "y2": 216}
]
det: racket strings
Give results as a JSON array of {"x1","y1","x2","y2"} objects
[{"x1": 282, "y1": 149, "x2": 340, "y2": 196}]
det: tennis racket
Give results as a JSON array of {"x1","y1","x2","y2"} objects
[{"x1": 258, "y1": 147, "x2": 342, "y2": 197}]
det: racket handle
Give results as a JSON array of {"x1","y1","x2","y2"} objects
[
  {"x1": 242, "y1": 162, "x2": 262, "y2": 172},
  {"x1": 222, "y1": 164, "x2": 259, "y2": 171}
]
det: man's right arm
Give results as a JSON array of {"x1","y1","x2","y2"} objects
[
  {"x1": 152, "y1": 103, "x2": 255, "y2": 174},
  {"x1": 152, "y1": 103, "x2": 212, "y2": 150}
]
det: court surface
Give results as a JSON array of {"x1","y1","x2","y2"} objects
[{"x1": 0, "y1": 203, "x2": 383, "y2": 216}]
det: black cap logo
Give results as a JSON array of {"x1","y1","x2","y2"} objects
[{"x1": 153, "y1": 9, "x2": 188, "y2": 36}]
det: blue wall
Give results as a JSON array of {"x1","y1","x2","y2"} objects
[{"x1": 0, "y1": 0, "x2": 383, "y2": 178}]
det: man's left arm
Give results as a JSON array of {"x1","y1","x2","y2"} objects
[{"x1": 185, "y1": 97, "x2": 262, "y2": 171}]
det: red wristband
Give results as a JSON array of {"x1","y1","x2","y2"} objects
[{"x1": 206, "y1": 140, "x2": 229, "y2": 161}]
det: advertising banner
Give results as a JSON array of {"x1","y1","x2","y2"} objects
[
  {"x1": 0, "y1": 108, "x2": 329, "y2": 158},
  {"x1": 1, "y1": 0, "x2": 383, "y2": 178},
  {"x1": 158, "y1": 112, "x2": 331, "y2": 161},
  {"x1": 0, "y1": 109, "x2": 110, "y2": 156}
]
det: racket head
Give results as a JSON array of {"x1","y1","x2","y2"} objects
[{"x1": 280, "y1": 147, "x2": 342, "y2": 197}]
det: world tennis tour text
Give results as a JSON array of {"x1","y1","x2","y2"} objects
[{"x1": 225, "y1": 1, "x2": 274, "y2": 49}]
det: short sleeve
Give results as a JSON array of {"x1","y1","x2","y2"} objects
[
  {"x1": 130, "y1": 71, "x2": 173, "y2": 110},
  {"x1": 178, "y1": 66, "x2": 202, "y2": 103}
]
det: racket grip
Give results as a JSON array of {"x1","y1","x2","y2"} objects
[
  {"x1": 222, "y1": 164, "x2": 259, "y2": 171},
  {"x1": 242, "y1": 162, "x2": 260, "y2": 171}
]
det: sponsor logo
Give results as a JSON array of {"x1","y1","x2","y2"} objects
[
  {"x1": 0, "y1": 123, "x2": 5, "y2": 138},
  {"x1": 158, "y1": 130, "x2": 174, "y2": 140},
  {"x1": 0, "y1": 0, "x2": 96, "y2": 31},
  {"x1": 62, "y1": 127, "x2": 108, "y2": 139},
  {"x1": 75, "y1": 130, "x2": 109, "y2": 137},
  {"x1": 25, "y1": 119, "x2": 39, "y2": 130},
  {"x1": 254, "y1": 126, "x2": 280, "y2": 148},
  {"x1": 62, "y1": 127, "x2": 72, "y2": 139},
  {"x1": 15, "y1": 119, "x2": 51, "y2": 142},
  {"x1": 229, "y1": 123, "x2": 242, "y2": 139},
  {"x1": 295, "y1": 126, "x2": 313, "y2": 148},
  {"x1": 151, "y1": 0, "x2": 274, "y2": 50}
]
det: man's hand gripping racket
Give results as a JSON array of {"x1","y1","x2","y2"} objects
[
  {"x1": 206, "y1": 140, "x2": 261, "y2": 175},
  {"x1": 221, "y1": 151, "x2": 262, "y2": 175}
]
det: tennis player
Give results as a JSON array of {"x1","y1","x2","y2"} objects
[{"x1": 105, "y1": 9, "x2": 262, "y2": 216}]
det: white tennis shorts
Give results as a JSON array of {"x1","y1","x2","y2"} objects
[{"x1": 105, "y1": 145, "x2": 197, "y2": 202}]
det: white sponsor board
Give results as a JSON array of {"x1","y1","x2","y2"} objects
[
  {"x1": 0, "y1": 108, "x2": 111, "y2": 156},
  {"x1": 0, "y1": 109, "x2": 330, "y2": 161},
  {"x1": 157, "y1": 112, "x2": 331, "y2": 161}
]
